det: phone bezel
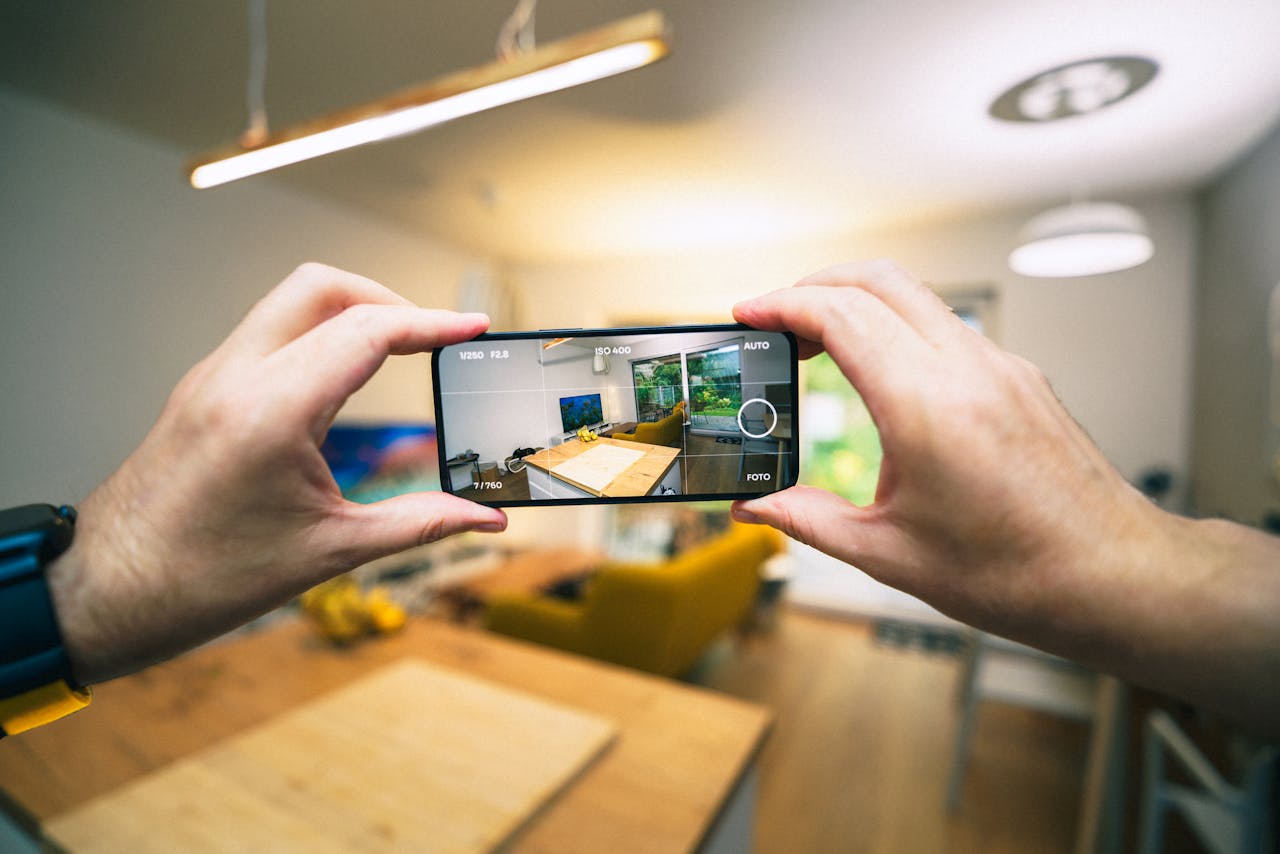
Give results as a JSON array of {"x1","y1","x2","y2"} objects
[{"x1": 431, "y1": 323, "x2": 799, "y2": 508}]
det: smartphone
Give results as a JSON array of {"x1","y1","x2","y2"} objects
[{"x1": 432, "y1": 324, "x2": 799, "y2": 507}]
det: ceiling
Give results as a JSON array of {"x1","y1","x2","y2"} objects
[{"x1": 4, "y1": 0, "x2": 1280, "y2": 264}]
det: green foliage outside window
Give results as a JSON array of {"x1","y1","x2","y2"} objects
[
  {"x1": 801, "y1": 353, "x2": 882, "y2": 507},
  {"x1": 633, "y1": 358, "x2": 683, "y2": 418},
  {"x1": 632, "y1": 346, "x2": 744, "y2": 420},
  {"x1": 687, "y1": 348, "x2": 742, "y2": 416}
]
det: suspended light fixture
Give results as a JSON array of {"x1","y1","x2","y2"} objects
[
  {"x1": 188, "y1": 6, "x2": 670, "y2": 189},
  {"x1": 1008, "y1": 202, "x2": 1153, "y2": 278},
  {"x1": 991, "y1": 56, "x2": 1158, "y2": 277}
]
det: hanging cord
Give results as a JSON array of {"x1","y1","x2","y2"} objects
[
  {"x1": 496, "y1": 0, "x2": 537, "y2": 61},
  {"x1": 240, "y1": 0, "x2": 270, "y2": 147}
]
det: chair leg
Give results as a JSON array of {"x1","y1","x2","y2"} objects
[
  {"x1": 1136, "y1": 716, "x2": 1168, "y2": 854},
  {"x1": 945, "y1": 636, "x2": 984, "y2": 812}
]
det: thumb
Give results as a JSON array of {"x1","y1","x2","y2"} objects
[
  {"x1": 732, "y1": 485, "x2": 887, "y2": 569},
  {"x1": 325, "y1": 493, "x2": 507, "y2": 566}
]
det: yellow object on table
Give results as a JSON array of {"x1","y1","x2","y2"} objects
[{"x1": 299, "y1": 576, "x2": 406, "y2": 643}]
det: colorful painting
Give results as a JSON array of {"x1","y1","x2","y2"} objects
[{"x1": 321, "y1": 423, "x2": 439, "y2": 504}]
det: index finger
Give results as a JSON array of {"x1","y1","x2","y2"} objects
[
  {"x1": 227, "y1": 263, "x2": 415, "y2": 357},
  {"x1": 270, "y1": 303, "x2": 489, "y2": 437},
  {"x1": 796, "y1": 260, "x2": 971, "y2": 348},
  {"x1": 733, "y1": 285, "x2": 937, "y2": 411}
]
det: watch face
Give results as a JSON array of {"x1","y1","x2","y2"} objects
[{"x1": 0, "y1": 504, "x2": 74, "y2": 560}]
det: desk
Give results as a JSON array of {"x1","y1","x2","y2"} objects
[
  {"x1": 444, "y1": 452, "x2": 480, "y2": 491},
  {"x1": 526, "y1": 437, "x2": 680, "y2": 499},
  {"x1": 0, "y1": 617, "x2": 770, "y2": 853},
  {"x1": 437, "y1": 548, "x2": 605, "y2": 620}
]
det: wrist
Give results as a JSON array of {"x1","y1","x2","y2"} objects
[
  {"x1": 45, "y1": 537, "x2": 106, "y2": 686},
  {"x1": 1020, "y1": 500, "x2": 1280, "y2": 732},
  {"x1": 45, "y1": 480, "x2": 153, "y2": 686},
  {"x1": 975, "y1": 486, "x2": 1175, "y2": 666}
]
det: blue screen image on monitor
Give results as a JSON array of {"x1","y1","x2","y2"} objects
[{"x1": 559, "y1": 393, "x2": 603, "y2": 432}]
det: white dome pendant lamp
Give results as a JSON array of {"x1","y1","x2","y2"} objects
[
  {"x1": 1008, "y1": 201, "x2": 1154, "y2": 278},
  {"x1": 992, "y1": 56, "x2": 1159, "y2": 278}
]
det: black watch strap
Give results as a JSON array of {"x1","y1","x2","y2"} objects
[{"x1": 0, "y1": 504, "x2": 89, "y2": 736}]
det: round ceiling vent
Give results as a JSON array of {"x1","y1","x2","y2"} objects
[{"x1": 990, "y1": 56, "x2": 1158, "y2": 123}]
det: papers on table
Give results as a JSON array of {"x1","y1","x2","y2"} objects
[{"x1": 551, "y1": 444, "x2": 646, "y2": 493}]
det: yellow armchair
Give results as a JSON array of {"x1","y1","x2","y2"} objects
[
  {"x1": 486, "y1": 522, "x2": 784, "y2": 677},
  {"x1": 611, "y1": 400, "x2": 687, "y2": 448}
]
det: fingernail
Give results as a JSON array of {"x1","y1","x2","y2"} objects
[
  {"x1": 475, "y1": 519, "x2": 506, "y2": 533},
  {"x1": 732, "y1": 505, "x2": 761, "y2": 524}
]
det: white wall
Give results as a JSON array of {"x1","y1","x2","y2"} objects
[
  {"x1": 0, "y1": 88, "x2": 491, "y2": 505},
  {"x1": 435, "y1": 338, "x2": 549, "y2": 466},
  {"x1": 1191, "y1": 120, "x2": 1280, "y2": 524}
]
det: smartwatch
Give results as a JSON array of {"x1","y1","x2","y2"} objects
[{"x1": 0, "y1": 504, "x2": 91, "y2": 737}]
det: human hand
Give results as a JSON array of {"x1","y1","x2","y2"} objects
[
  {"x1": 731, "y1": 261, "x2": 1280, "y2": 734},
  {"x1": 48, "y1": 264, "x2": 507, "y2": 684},
  {"x1": 730, "y1": 260, "x2": 1162, "y2": 640}
]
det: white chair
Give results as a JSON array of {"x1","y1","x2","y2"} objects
[
  {"x1": 946, "y1": 630, "x2": 1097, "y2": 811},
  {"x1": 947, "y1": 631, "x2": 1137, "y2": 853},
  {"x1": 1138, "y1": 710, "x2": 1277, "y2": 854}
]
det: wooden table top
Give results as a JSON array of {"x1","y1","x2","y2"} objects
[
  {"x1": 525, "y1": 437, "x2": 680, "y2": 498},
  {"x1": 442, "y1": 548, "x2": 604, "y2": 601},
  {"x1": 436, "y1": 548, "x2": 605, "y2": 619},
  {"x1": 1, "y1": 617, "x2": 770, "y2": 853}
]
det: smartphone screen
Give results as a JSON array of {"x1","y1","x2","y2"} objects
[{"x1": 432, "y1": 324, "x2": 799, "y2": 507}]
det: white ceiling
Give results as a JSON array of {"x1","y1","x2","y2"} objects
[{"x1": 4, "y1": 0, "x2": 1280, "y2": 263}]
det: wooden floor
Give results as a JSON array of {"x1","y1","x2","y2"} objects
[
  {"x1": 683, "y1": 433, "x2": 778, "y2": 493},
  {"x1": 697, "y1": 609, "x2": 1090, "y2": 854}
]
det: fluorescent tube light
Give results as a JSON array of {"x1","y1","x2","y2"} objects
[{"x1": 188, "y1": 11, "x2": 669, "y2": 189}]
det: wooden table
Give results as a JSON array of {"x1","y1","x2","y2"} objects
[
  {"x1": 436, "y1": 548, "x2": 605, "y2": 620},
  {"x1": 525, "y1": 437, "x2": 680, "y2": 498},
  {"x1": 0, "y1": 617, "x2": 770, "y2": 853},
  {"x1": 443, "y1": 452, "x2": 481, "y2": 492}
]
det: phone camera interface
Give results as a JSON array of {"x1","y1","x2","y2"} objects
[{"x1": 435, "y1": 328, "x2": 796, "y2": 505}]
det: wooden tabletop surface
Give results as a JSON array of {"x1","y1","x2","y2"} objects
[
  {"x1": 0, "y1": 617, "x2": 770, "y2": 853},
  {"x1": 525, "y1": 437, "x2": 680, "y2": 498},
  {"x1": 435, "y1": 548, "x2": 605, "y2": 619}
]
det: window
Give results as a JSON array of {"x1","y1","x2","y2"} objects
[
  {"x1": 631, "y1": 353, "x2": 683, "y2": 422},
  {"x1": 801, "y1": 287, "x2": 996, "y2": 505},
  {"x1": 630, "y1": 338, "x2": 744, "y2": 432},
  {"x1": 685, "y1": 342, "x2": 742, "y2": 431}
]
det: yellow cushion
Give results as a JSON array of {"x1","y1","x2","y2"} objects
[
  {"x1": 485, "y1": 522, "x2": 783, "y2": 676},
  {"x1": 612, "y1": 402, "x2": 687, "y2": 448}
]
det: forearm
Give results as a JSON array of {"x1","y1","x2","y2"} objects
[{"x1": 1005, "y1": 505, "x2": 1280, "y2": 736}]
